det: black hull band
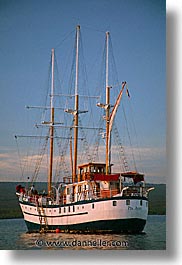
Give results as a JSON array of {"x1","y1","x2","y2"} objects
[{"x1": 25, "y1": 218, "x2": 146, "y2": 234}]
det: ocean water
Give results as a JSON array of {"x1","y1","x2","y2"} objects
[{"x1": 0, "y1": 215, "x2": 166, "y2": 250}]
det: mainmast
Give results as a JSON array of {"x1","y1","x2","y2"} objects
[
  {"x1": 73, "y1": 25, "x2": 80, "y2": 182},
  {"x1": 48, "y1": 48, "x2": 55, "y2": 195},
  {"x1": 105, "y1": 31, "x2": 111, "y2": 175}
]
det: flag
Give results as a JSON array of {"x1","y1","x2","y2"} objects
[{"x1": 126, "y1": 88, "x2": 130, "y2": 98}]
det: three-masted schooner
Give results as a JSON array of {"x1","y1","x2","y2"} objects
[{"x1": 16, "y1": 25, "x2": 154, "y2": 233}]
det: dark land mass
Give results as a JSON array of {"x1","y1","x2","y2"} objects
[{"x1": 0, "y1": 182, "x2": 166, "y2": 219}]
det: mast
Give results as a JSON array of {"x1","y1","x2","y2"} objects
[
  {"x1": 105, "y1": 31, "x2": 110, "y2": 175},
  {"x1": 70, "y1": 133, "x2": 73, "y2": 177},
  {"x1": 97, "y1": 32, "x2": 127, "y2": 175},
  {"x1": 48, "y1": 48, "x2": 55, "y2": 195},
  {"x1": 73, "y1": 25, "x2": 80, "y2": 182}
]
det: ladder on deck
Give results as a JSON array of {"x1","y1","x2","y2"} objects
[{"x1": 37, "y1": 205, "x2": 48, "y2": 233}]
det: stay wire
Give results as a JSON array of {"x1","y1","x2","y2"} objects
[
  {"x1": 128, "y1": 97, "x2": 145, "y2": 173},
  {"x1": 122, "y1": 103, "x2": 137, "y2": 171},
  {"x1": 15, "y1": 137, "x2": 24, "y2": 181},
  {"x1": 54, "y1": 29, "x2": 75, "y2": 49}
]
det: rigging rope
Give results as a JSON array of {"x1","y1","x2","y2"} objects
[
  {"x1": 54, "y1": 29, "x2": 75, "y2": 49},
  {"x1": 54, "y1": 123, "x2": 74, "y2": 183},
  {"x1": 113, "y1": 123, "x2": 129, "y2": 172},
  {"x1": 121, "y1": 103, "x2": 137, "y2": 171},
  {"x1": 92, "y1": 114, "x2": 104, "y2": 162},
  {"x1": 31, "y1": 133, "x2": 49, "y2": 184},
  {"x1": 128, "y1": 98, "x2": 144, "y2": 173},
  {"x1": 78, "y1": 117, "x2": 92, "y2": 163},
  {"x1": 15, "y1": 136, "x2": 25, "y2": 181}
]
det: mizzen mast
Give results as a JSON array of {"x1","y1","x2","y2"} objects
[
  {"x1": 105, "y1": 31, "x2": 111, "y2": 175},
  {"x1": 48, "y1": 48, "x2": 55, "y2": 195},
  {"x1": 97, "y1": 32, "x2": 127, "y2": 175}
]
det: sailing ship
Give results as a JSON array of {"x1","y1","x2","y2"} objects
[{"x1": 15, "y1": 25, "x2": 154, "y2": 233}]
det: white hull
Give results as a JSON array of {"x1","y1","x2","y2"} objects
[{"x1": 19, "y1": 196, "x2": 148, "y2": 233}]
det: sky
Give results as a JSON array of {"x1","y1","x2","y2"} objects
[{"x1": 0, "y1": 0, "x2": 166, "y2": 183}]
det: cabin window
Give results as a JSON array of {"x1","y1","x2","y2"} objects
[
  {"x1": 67, "y1": 188, "x2": 70, "y2": 195},
  {"x1": 68, "y1": 206, "x2": 70, "y2": 212},
  {"x1": 64, "y1": 207, "x2": 66, "y2": 213},
  {"x1": 82, "y1": 205, "x2": 84, "y2": 209},
  {"x1": 98, "y1": 167, "x2": 102, "y2": 173},
  {"x1": 140, "y1": 200, "x2": 143, "y2": 206},
  {"x1": 146, "y1": 202, "x2": 148, "y2": 207},
  {"x1": 54, "y1": 209, "x2": 56, "y2": 212},
  {"x1": 49, "y1": 210, "x2": 51, "y2": 213},
  {"x1": 92, "y1": 203, "x2": 94, "y2": 209},
  {"x1": 73, "y1": 205, "x2": 75, "y2": 212},
  {"x1": 113, "y1": 201, "x2": 117, "y2": 206},
  {"x1": 84, "y1": 167, "x2": 88, "y2": 173},
  {"x1": 59, "y1": 208, "x2": 61, "y2": 214},
  {"x1": 126, "y1": 199, "x2": 130, "y2": 206}
]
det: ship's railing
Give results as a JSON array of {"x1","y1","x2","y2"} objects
[
  {"x1": 63, "y1": 176, "x2": 72, "y2": 184},
  {"x1": 122, "y1": 186, "x2": 148, "y2": 197},
  {"x1": 20, "y1": 193, "x2": 55, "y2": 206},
  {"x1": 18, "y1": 185, "x2": 149, "y2": 206},
  {"x1": 94, "y1": 186, "x2": 148, "y2": 199},
  {"x1": 96, "y1": 189, "x2": 119, "y2": 198}
]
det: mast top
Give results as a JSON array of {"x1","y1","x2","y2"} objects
[{"x1": 76, "y1": 25, "x2": 80, "y2": 30}]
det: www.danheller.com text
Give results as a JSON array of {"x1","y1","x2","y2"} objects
[{"x1": 35, "y1": 239, "x2": 129, "y2": 248}]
